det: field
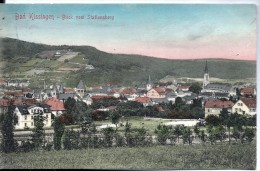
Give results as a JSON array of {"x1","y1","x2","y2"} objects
[
  {"x1": 94, "y1": 116, "x2": 171, "y2": 134},
  {"x1": 1, "y1": 142, "x2": 256, "y2": 169}
]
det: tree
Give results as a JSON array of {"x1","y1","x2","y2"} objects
[
  {"x1": 244, "y1": 128, "x2": 255, "y2": 143},
  {"x1": 154, "y1": 124, "x2": 170, "y2": 145},
  {"x1": 175, "y1": 97, "x2": 184, "y2": 108},
  {"x1": 102, "y1": 127, "x2": 116, "y2": 147},
  {"x1": 215, "y1": 125, "x2": 226, "y2": 143},
  {"x1": 110, "y1": 110, "x2": 121, "y2": 126},
  {"x1": 173, "y1": 125, "x2": 183, "y2": 143},
  {"x1": 0, "y1": 103, "x2": 16, "y2": 153},
  {"x1": 64, "y1": 97, "x2": 77, "y2": 115},
  {"x1": 52, "y1": 116, "x2": 65, "y2": 150},
  {"x1": 182, "y1": 127, "x2": 193, "y2": 145},
  {"x1": 193, "y1": 125, "x2": 200, "y2": 139},
  {"x1": 189, "y1": 82, "x2": 202, "y2": 94},
  {"x1": 31, "y1": 115, "x2": 45, "y2": 150},
  {"x1": 198, "y1": 130, "x2": 206, "y2": 144},
  {"x1": 219, "y1": 108, "x2": 232, "y2": 144},
  {"x1": 205, "y1": 115, "x2": 221, "y2": 126}
]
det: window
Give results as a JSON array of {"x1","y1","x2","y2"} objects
[
  {"x1": 235, "y1": 108, "x2": 238, "y2": 111},
  {"x1": 31, "y1": 116, "x2": 33, "y2": 120},
  {"x1": 24, "y1": 123, "x2": 27, "y2": 127},
  {"x1": 24, "y1": 115, "x2": 27, "y2": 120},
  {"x1": 46, "y1": 114, "x2": 48, "y2": 119},
  {"x1": 31, "y1": 122, "x2": 33, "y2": 126}
]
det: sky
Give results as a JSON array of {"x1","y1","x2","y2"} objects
[{"x1": 0, "y1": 4, "x2": 257, "y2": 60}]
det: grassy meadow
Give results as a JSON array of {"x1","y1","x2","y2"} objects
[{"x1": 1, "y1": 142, "x2": 256, "y2": 169}]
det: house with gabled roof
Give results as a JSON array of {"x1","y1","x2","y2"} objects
[
  {"x1": 14, "y1": 104, "x2": 52, "y2": 130},
  {"x1": 232, "y1": 98, "x2": 256, "y2": 116},
  {"x1": 135, "y1": 97, "x2": 152, "y2": 107},
  {"x1": 43, "y1": 97, "x2": 66, "y2": 116},
  {"x1": 204, "y1": 100, "x2": 234, "y2": 118},
  {"x1": 147, "y1": 87, "x2": 166, "y2": 99},
  {"x1": 240, "y1": 87, "x2": 256, "y2": 97}
]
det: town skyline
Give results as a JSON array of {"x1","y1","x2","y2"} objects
[{"x1": 0, "y1": 4, "x2": 257, "y2": 61}]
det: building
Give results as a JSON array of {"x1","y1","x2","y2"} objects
[
  {"x1": 240, "y1": 87, "x2": 256, "y2": 97},
  {"x1": 43, "y1": 97, "x2": 66, "y2": 116},
  {"x1": 135, "y1": 97, "x2": 152, "y2": 107},
  {"x1": 147, "y1": 87, "x2": 166, "y2": 99},
  {"x1": 201, "y1": 61, "x2": 235, "y2": 96},
  {"x1": 202, "y1": 60, "x2": 210, "y2": 88},
  {"x1": 14, "y1": 104, "x2": 52, "y2": 130},
  {"x1": 146, "y1": 75, "x2": 152, "y2": 91},
  {"x1": 232, "y1": 98, "x2": 256, "y2": 116},
  {"x1": 204, "y1": 100, "x2": 234, "y2": 118},
  {"x1": 75, "y1": 80, "x2": 86, "y2": 95}
]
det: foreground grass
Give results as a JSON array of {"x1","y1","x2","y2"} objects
[{"x1": 2, "y1": 142, "x2": 256, "y2": 169}]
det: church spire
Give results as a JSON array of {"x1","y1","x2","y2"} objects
[
  {"x1": 146, "y1": 75, "x2": 152, "y2": 91},
  {"x1": 204, "y1": 60, "x2": 209, "y2": 73},
  {"x1": 203, "y1": 60, "x2": 210, "y2": 88}
]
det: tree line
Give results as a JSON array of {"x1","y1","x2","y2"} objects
[{"x1": 0, "y1": 104, "x2": 256, "y2": 153}]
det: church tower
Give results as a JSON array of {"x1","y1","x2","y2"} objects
[
  {"x1": 146, "y1": 75, "x2": 152, "y2": 91},
  {"x1": 203, "y1": 60, "x2": 210, "y2": 88}
]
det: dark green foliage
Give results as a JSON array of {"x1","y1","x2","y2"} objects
[
  {"x1": 62, "y1": 129, "x2": 80, "y2": 150},
  {"x1": 109, "y1": 110, "x2": 121, "y2": 125},
  {"x1": 52, "y1": 117, "x2": 65, "y2": 150},
  {"x1": 102, "y1": 127, "x2": 116, "y2": 147},
  {"x1": 232, "y1": 126, "x2": 241, "y2": 141},
  {"x1": 198, "y1": 130, "x2": 206, "y2": 144},
  {"x1": 173, "y1": 125, "x2": 183, "y2": 143},
  {"x1": 205, "y1": 115, "x2": 221, "y2": 126},
  {"x1": 244, "y1": 128, "x2": 255, "y2": 143},
  {"x1": 91, "y1": 99, "x2": 119, "y2": 110},
  {"x1": 2, "y1": 38, "x2": 256, "y2": 87},
  {"x1": 182, "y1": 127, "x2": 193, "y2": 145},
  {"x1": 31, "y1": 115, "x2": 45, "y2": 150},
  {"x1": 18, "y1": 140, "x2": 34, "y2": 153},
  {"x1": 189, "y1": 82, "x2": 202, "y2": 94},
  {"x1": 154, "y1": 124, "x2": 171, "y2": 145},
  {"x1": 1, "y1": 104, "x2": 16, "y2": 153},
  {"x1": 64, "y1": 97, "x2": 90, "y2": 123}
]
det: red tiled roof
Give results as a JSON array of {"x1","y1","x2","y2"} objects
[
  {"x1": 91, "y1": 95, "x2": 114, "y2": 101},
  {"x1": 240, "y1": 98, "x2": 256, "y2": 108},
  {"x1": 155, "y1": 106, "x2": 164, "y2": 112},
  {"x1": 135, "y1": 97, "x2": 150, "y2": 103},
  {"x1": 11, "y1": 98, "x2": 38, "y2": 106},
  {"x1": 44, "y1": 97, "x2": 65, "y2": 111},
  {"x1": 204, "y1": 100, "x2": 234, "y2": 108},
  {"x1": 64, "y1": 88, "x2": 75, "y2": 93},
  {"x1": 0, "y1": 80, "x2": 7, "y2": 85},
  {"x1": 0, "y1": 99, "x2": 10, "y2": 107},
  {"x1": 111, "y1": 88, "x2": 120, "y2": 93},
  {"x1": 178, "y1": 85, "x2": 190, "y2": 90},
  {"x1": 150, "y1": 87, "x2": 165, "y2": 95},
  {"x1": 121, "y1": 88, "x2": 136, "y2": 95},
  {"x1": 4, "y1": 91, "x2": 23, "y2": 97},
  {"x1": 240, "y1": 87, "x2": 254, "y2": 95}
]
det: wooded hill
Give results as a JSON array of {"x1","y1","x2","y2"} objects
[{"x1": 0, "y1": 38, "x2": 256, "y2": 87}]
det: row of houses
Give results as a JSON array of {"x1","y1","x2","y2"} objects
[{"x1": 204, "y1": 97, "x2": 256, "y2": 118}]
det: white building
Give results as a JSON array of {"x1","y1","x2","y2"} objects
[
  {"x1": 14, "y1": 104, "x2": 52, "y2": 130},
  {"x1": 232, "y1": 98, "x2": 256, "y2": 116}
]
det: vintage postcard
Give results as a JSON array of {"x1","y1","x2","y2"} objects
[{"x1": 0, "y1": 1, "x2": 258, "y2": 170}]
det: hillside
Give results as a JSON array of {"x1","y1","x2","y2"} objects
[{"x1": 0, "y1": 38, "x2": 256, "y2": 87}]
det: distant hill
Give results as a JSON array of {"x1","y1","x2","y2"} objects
[{"x1": 0, "y1": 38, "x2": 256, "y2": 87}]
